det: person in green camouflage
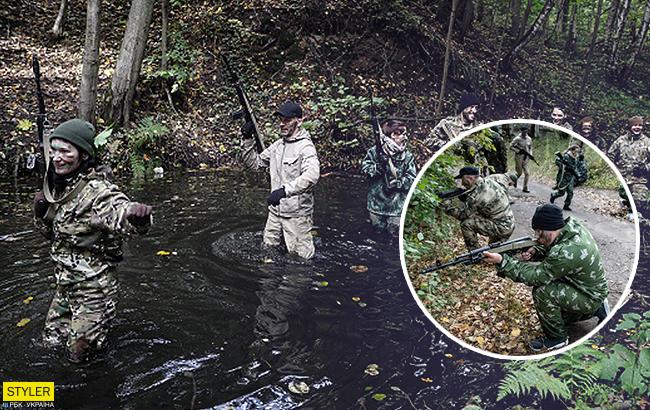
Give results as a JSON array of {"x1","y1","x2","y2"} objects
[
  {"x1": 509, "y1": 125, "x2": 533, "y2": 193},
  {"x1": 608, "y1": 116, "x2": 650, "y2": 213},
  {"x1": 441, "y1": 166, "x2": 515, "y2": 250},
  {"x1": 481, "y1": 127, "x2": 508, "y2": 174},
  {"x1": 361, "y1": 120, "x2": 416, "y2": 235},
  {"x1": 33, "y1": 119, "x2": 152, "y2": 363},
  {"x1": 551, "y1": 145, "x2": 580, "y2": 211},
  {"x1": 483, "y1": 204, "x2": 609, "y2": 352},
  {"x1": 425, "y1": 93, "x2": 480, "y2": 151}
]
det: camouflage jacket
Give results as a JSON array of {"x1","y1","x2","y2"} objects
[
  {"x1": 361, "y1": 146, "x2": 416, "y2": 216},
  {"x1": 241, "y1": 128, "x2": 320, "y2": 217},
  {"x1": 555, "y1": 152, "x2": 577, "y2": 187},
  {"x1": 35, "y1": 169, "x2": 147, "y2": 285},
  {"x1": 486, "y1": 173, "x2": 511, "y2": 190},
  {"x1": 510, "y1": 133, "x2": 532, "y2": 158},
  {"x1": 498, "y1": 217, "x2": 608, "y2": 302},
  {"x1": 426, "y1": 114, "x2": 479, "y2": 152},
  {"x1": 607, "y1": 132, "x2": 650, "y2": 184},
  {"x1": 446, "y1": 177, "x2": 514, "y2": 228}
]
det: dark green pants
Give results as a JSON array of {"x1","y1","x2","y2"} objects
[
  {"x1": 532, "y1": 281, "x2": 602, "y2": 339},
  {"x1": 551, "y1": 178, "x2": 574, "y2": 207}
]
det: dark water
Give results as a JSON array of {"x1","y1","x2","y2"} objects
[{"x1": 0, "y1": 170, "x2": 647, "y2": 409}]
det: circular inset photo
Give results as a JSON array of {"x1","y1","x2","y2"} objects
[{"x1": 401, "y1": 119, "x2": 639, "y2": 359}]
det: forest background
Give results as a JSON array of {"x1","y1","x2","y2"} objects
[{"x1": 1, "y1": 0, "x2": 649, "y2": 178}]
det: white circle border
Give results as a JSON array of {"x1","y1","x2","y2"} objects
[{"x1": 398, "y1": 118, "x2": 640, "y2": 361}]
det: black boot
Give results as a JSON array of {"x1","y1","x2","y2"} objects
[{"x1": 563, "y1": 205, "x2": 572, "y2": 211}]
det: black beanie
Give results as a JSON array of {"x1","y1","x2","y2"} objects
[
  {"x1": 532, "y1": 204, "x2": 566, "y2": 231},
  {"x1": 459, "y1": 93, "x2": 480, "y2": 112}
]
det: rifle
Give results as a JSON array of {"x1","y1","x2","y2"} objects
[
  {"x1": 30, "y1": 54, "x2": 47, "y2": 185},
  {"x1": 421, "y1": 236, "x2": 538, "y2": 274},
  {"x1": 368, "y1": 89, "x2": 397, "y2": 179},
  {"x1": 222, "y1": 55, "x2": 265, "y2": 154},
  {"x1": 555, "y1": 152, "x2": 578, "y2": 178},
  {"x1": 514, "y1": 148, "x2": 539, "y2": 165},
  {"x1": 368, "y1": 88, "x2": 382, "y2": 156},
  {"x1": 437, "y1": 187, "x2": 468, "y2": 200}
]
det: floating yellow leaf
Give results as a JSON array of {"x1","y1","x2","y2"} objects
[
  {"x1": 17, "y1": 318, "x2": 31, "y2": 327},
  {"x1": 23, "y1": 296, "x2": 34, "y2": 304},
  {"x1": 421, "y1": 377, "x2": 433, "y2": 383},
  {"x1": 444, "y1": 353, "x2": 453, "y2": 358},
  {"x1": 350, "y1": 265, "x2": 368, "y2": 273},
  {"x1": 156, "y1": 250, "x2": 171, "y2": 256},
  {"x1": 510, "y1": 328, "x2": 521, "y2": 338},
  {"x1": 319, "y1": 281, "x2": 329, "y2": 287},
  {"x1": 352, "y1": 297, "x2": 361, "y2": 302},
  {"x1": 262, "y1": 258, "x2": 274, "y2": 264}
]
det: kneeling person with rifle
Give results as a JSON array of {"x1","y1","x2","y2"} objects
[
  {"x1": 361, "y1": 119, "x2": 416, "y2": 236},
  {"x1": 241, "y1": 101, "x2": 320, "y2": 259},
  {"x1": 482, "y1": 204, "x2": 609, "y2": 352},
  {"x1": 441, "y1": 166, "x2": 515, "y2": 251}
]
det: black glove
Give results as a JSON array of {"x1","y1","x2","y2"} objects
[
  {"x1": 496, "y1": 269, "x2": 506, "y2": 278},
  {"x1": 126, "y1": 203, "x2": 153, "y2": 226},
  {"x1": 377, "y1": 152, "x2": 390, "y2": 170},
  {"x1": 33, "y1": 192, "x2": 49, "y2": 219},
  {"x1": 578, "y1": 154, "x2": 584, "y2": 161},
  {"x1": 267, "y1": 187, "x2": 286, "y2": 206}
]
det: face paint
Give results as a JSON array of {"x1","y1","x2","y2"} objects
[{"x1": 50, "y1": 138, "x2": 82, "y2": 175}]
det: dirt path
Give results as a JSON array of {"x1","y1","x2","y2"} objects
[{"x1": 508, "y1": 179, "x2": 637, "y2": 340}]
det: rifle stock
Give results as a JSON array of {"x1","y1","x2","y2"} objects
[
  {"x1": 420, "y1": 236, "x2": 538, "y2": 274},
  {"x1": 222, "y1": 55, "x2": 266, "y2": 154},
  {"x1": 31, "y1": 54, "x2": 47, "y2": 185},
  {"x1": 437, "y1": 187, "x2": 467, "y2": 200}
]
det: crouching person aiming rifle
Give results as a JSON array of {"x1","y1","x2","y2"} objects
[{"x1": 482, "y1": 204, "x2": 610, "y2": 352}]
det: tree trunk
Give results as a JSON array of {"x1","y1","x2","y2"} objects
[
  {"x1": 564, "y1": 2, "x2": 577, "y2": 52},
  {"x1": 608, "y1": 0, "x2": 631, "y2": 66},
  {"x1": 458, "y1": 0, "x2": 474, "y2": 40},
  {"x1": 161, "y1": 0, "x2": 168, "y2": 71},
  {"x1": 621, "y1": 0, "x2": 650, "y2": 79},
  {"x1": 553, "y1": 0, "x2": 566, "y2": 37},
  {"x1": 52, "y1": 0, "x2": 68, "y2": 37},
  {"x1": 499, "y1": 0, "x2": 555, "y2": 72},
  {"x1": 510, "y1": 0, "x2": 522, "y2": 38},
  {"x1": 78, "y1": 0, "x2": 102, "y2": 124},
  {"x1": 436, "y1": 0, "x2": 459, "y2": 117},
  {"x1": 605, "y1": 0, "x2": 621, "y2": 43},
  {"x1": 104, "y1": 0, "x2": 155, "y2": 128},
  {"x1": 575, "y1": 0, "x2": 603, "y2": 111},
  {"x1": 520, "y1": 0, "x2": 533, "y2": 37}
]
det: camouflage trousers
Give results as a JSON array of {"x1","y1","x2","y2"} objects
[
  {"x1": 460, "y1": 216, "x2": 514, "y2": 250},
  {"x1": 551, "y1": 178, "x2": 574, "y2": 207},
  {"x1": 263, "y1": 213, "x2": 315, "y2": 259},
  {"x1": 514, "y1": 156, "x2": 530, "y2": 190},
  {"x1": 532, "y1": 281, "x2": 603, "y2": 339},
  {"x1": 369, "y1": 212, "x2": 400, "y2": 236},
  {"x1": 43, "y1": 270, "x2": 118, "y2": 357},
  {"x1": 628, "y1": 181, "x2": 649, "y2": 206}
]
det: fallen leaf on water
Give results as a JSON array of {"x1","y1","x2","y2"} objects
[
  {"x1": 371, "y1": 393, "x2": 386, "y2": 401},
  {"x1": 352, "y1": 297, "x2": 361, "y2": 302},
  {"x1": 262, "y1": 258, "x2": 274, "y2": 264},
  {"x1": 17, "y1": 318, "x2": 31, "y2": 327},
  {"x1": 444, "y1": 353, "x2": 453, "y2": 358},
  {"x1": 156, "y1": 250, "x2": 171, "y2": 256},
  {"x1": 350, "y1": 265, "x2": 368, "y2": 273},
  {"x1": 23, "y1": 296, "x2": 34, "y2": 304},
  {"x1": 358, "y1": 302, "x2": 367, "y2": 307},
  {"x1": 421, "y1": 377, "x2": 433, "y2": 383},
  {"x1": 319, "y1": 281, "x2": 329, "y2": 287},
  {"x1": 364, "y1": 363, "x2": 380, "y2": 376},
  {"x1": 288, "y1": 381, "x2": 310, "y2": 394}
]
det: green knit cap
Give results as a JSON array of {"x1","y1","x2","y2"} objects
[{"x1": 50, "y1": 119, "x2": 96, "y2": 156}]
